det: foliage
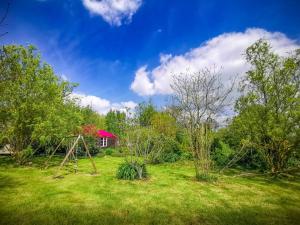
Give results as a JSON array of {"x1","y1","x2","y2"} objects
[
  {"x1": 136, "y1": 100, "x2": 157, "y2": 127},
  {"x1": 147, "y1": 135, "x2": 182, "y2": 164},
  {"x1": 211, "y1": 138, "x2": 234, "y2": 166},
  {"x1": 150, "y1": 112, "x2": 177, "y2": 138},
  {"x1": 81, "y1": 124, "x2": 98, "y2": 137},
  {"x1": 170, "y1": 69, "x2": 233, "y2": 179},
  {"x1": 105, "y1": 110, "x2": 126, "y2": 138},
  {"x1": 82, "y1": 136, "x2": 100, "y2": 156},
  {"x1": 0, "y1": 45, "x2": 81, "y2": 161},
  {"x1": 80, "y1": 107, "x2": 106, "y2": 130},
  {"x1": 234, "y1": 40, "x2": 300, "y2": 174},
  {"x1": 180, "y1": 151, "x2": 193, "y2": 160},
  {"x1": 0, "y1": 44, "x2": 107, "y2": 161},
  {"x1": 215, "y1": 122, "x2": 266, "y2": 169},
  {"x1": 15, "y1": 145, "x2": 34, "y2": 165},
  {"x1": 116, "y1": 160, "x2": 147, "y2": 180},
  {"x1": 105, "y1": 148, "x2": 113, "y2": 156}
]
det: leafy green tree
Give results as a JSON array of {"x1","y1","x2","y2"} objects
[
  {"x1": 150, "y1": 112, "x2": 177, "y2": 138},
  {"x1": 80, "y1": 106, "x2": 106, "y2": 129},
  {"x1": 105, "y1": 110, "x2": 126, "y2": 138},
  {"x1": 234, "y1": 40, "x2": 300, "y2": 173},
  {"x1": 136, "y1": 101, "x2": 157, "y2": 127},
  {"x1": 0, "y1": 45, "x2": 80, "y2": 162}
]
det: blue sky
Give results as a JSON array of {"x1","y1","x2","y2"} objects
[{"x1": 1, "y1": 0, "x2": 300, "y2": 114}]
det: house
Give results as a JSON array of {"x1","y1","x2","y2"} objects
[{"x1": 96, "y1": 130, "x2": 118, "y2": 148}]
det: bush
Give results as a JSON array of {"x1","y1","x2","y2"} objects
[
  {"x1": 211, "y1": 139, "x2": 234, "y2": 166},
  {"x1": 15, "y1": 145, "x2": 34, "y2": 165},
  {"x1": 148, "y1": 136, "x2": 182, "y2": 164},
  {"x1": 83, "y1": 136, "x2": 100, "y2": 155},
  {"x1": 180, "y1": 151, "x2": 193, "y2": 160},
  {"x1": 105, "y1": 148, "x2": 113, "y2": 155},
  {"x1": 116, "y1": 160, "x2": 148, "y2": 180},
  {"x1": 287, "y1": 152, "x2": 300, "y2": 168}
]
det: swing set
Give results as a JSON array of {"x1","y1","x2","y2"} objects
[{"x1": 45, "y1": 134, "x2": 98, "y2": 177}]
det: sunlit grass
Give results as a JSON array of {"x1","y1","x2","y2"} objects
[{"x1": 0, "y1": 156, "x2": 299, "y2": 225}]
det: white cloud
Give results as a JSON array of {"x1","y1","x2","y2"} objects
[
  {"x1": 82, "y1": 0, "x2": 142, "y2": 26},
  {"x1": 130, "y1": 28, "x2": 300, "y2": 96},
  {"x1": 111, "y1": 101, "x2": 138, "y2": 111},
  {"x1": 130, "y1": 66, "x2": 155, "y2": 96},
  {"x1": 70, "y1": 93, "x2": 137, "y2": 114}
]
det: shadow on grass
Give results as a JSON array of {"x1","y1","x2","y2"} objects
[
  {"x1": 0, "y1": 174, "x2": 24, "y2": 189},
  {"x1": 0, "y1": 201, "x2": 299, "y2": 225},
  {"x1": 220, "y1": 167, "x2": 300, "y2": 192},
  {"x1": 0, "y1": 156, "x2": 17, "y2": 168},
  {"x1": 0, "y1": 155, "x2": 63, "y2": 169},
  {"x1": 242, "y1": 174, "x2": 300, "y2": 192}
]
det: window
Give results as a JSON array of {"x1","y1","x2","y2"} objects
[{"x1": 100, "y1": 137, "x2": 108, "y2": 147}]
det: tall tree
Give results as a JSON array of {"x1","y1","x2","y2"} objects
[
  {"x1": 151, "y1": 112, "x2": 177, "y2": 138},
  {"x1": 234, "y1": 40, "x2": 300, "y2": 174},
  {"x1": 80, "y1": 106, "x2": 106, "y2": 129},
  {"x1": 0, "y1": 45, "x2": 79, "y2": 161},
  {"x1": 105, "y1": 110, "x2": 126, "y2": 138},
  {"x1": 136, "y1": 101, "x2": 157, "y2": 127},
  {"x1": 171, "y1": 68, "x2": 233, "y2": 180}
]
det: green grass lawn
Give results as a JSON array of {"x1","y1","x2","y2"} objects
[{"x1": 0, "y1": 156, "x2": 299, "y2": 225}]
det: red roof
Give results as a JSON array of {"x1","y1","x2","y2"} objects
[{"x1": 97, "y1": 130, "x2": 117, "y2": 139}]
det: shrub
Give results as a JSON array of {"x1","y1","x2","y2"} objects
[
  {"x1": 211, "y1": 139, "x2": 234, "y2": 166},
  {"x1": 180, "y1": 151, "x2": 193, "y2": 160},
  {"x1": 15, "y1": 145, "x2": 34, "y2": 165},
  {"x1": 116, "y1": 160, "x2": 148, "y2": 180},
  {"x1": 147, "y1": 136, "x2": 182, "y2": 164},
  {"x1": 287, "y1": 151, "x2": 300, "y2": 168},
  {"x1": 105, "y1": 148, "x2": 113, "y2": 155}
]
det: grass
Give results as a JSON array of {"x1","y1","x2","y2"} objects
[{"x1": 0, "y1": 156, "x2": 299, "y2": 225}]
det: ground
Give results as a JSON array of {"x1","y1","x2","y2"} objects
[{"x1": 0, "y1": 156, "x2": 299, "y2": 225}]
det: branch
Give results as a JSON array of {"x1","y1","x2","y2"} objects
[{"x1": 0, "y1": 2, "x2": 10, "y2": 26}]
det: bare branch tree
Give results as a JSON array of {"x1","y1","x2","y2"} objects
[{"x1": 170, "y1": 68, "x2": 234, "y2": 179}]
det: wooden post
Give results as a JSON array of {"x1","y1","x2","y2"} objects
[
  {"x1": 44, "y1": 138, "x2": 65, "y2": 169},
  {"x1": 55, "y1": 135, "x2": 80, "y2": 176},
  {"x1": 81, "y1": 135, "x2": 98, "y2": 174}
]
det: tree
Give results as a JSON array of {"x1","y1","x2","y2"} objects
[
  {"x1": 150, "y1": 112, "x2": 177, "y2": 138},
  {"x1": 234, "y1": 40, "x2": 300, "y2": 174},
  {"x1": 171, "y1": 68, "x2": 233, "y2": 180},
  {"x1": 136, "y1": 100, "x2": 157, "y2": 127},
  {"x1": 105, "y1": 110, "x2": 126, "y2": 138},
  {"x1": 80, "y1": 106, "x2": 106, "y2": 129},
  {"x1": 0, "y1": 45, "x2": 80, "y2": 162}
]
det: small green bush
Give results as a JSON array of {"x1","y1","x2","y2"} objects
[
  {"x1": 105, "y1": 148, "x2": 113, "y2": 155},
  {"x1": 211, "y1": 139, "x2": 234, "y2": 166},
  {"x1": 16, "y1": 145, "x2": 34, "y2": 165},
  {"x1": 180, "y1": 151, "x2": 193, "y2": 160},
  {"x1": 287, "y1": 150, "x2": 300, "y2": 168},
  {"x1": 148, "y1": 136, "x2": 182, "y2": 164},
  {"x1": 116, "y1": 160, "x2": 148, "y2": 180}
]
